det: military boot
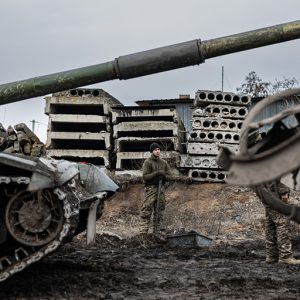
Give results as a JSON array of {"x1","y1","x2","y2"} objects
[
  {"x1": 266, "y1": 257, "x2": 278, "y2": 264},
  {"x1": 279, "y1": 257, "x2": 300, "y2": 265},
  {"x1": 139, "y1": 225, "x2": 149, "y2": 234},
  {"x1": 139, "y1": 219, "x2": 150, "y2": 234}
]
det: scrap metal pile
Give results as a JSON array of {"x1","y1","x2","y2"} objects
[{"x1": 180, "y1": 90, "x2": 251, "y2": 182}]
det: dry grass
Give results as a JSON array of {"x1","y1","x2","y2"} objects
[{"x1": 97, "y1": 182, "x2": 283, "y2": 241}]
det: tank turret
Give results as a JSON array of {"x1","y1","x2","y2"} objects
[{"x1": 0, "y1": 20, "x2": 299, "y2": 105}]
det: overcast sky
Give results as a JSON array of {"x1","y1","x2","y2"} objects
[{"x1": 0, "y1": 0, "x2": 299, "y2": 142}]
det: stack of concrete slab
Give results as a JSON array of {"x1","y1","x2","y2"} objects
[
  {"x1": 45, "y1": 88, "x2": 122, "y2": 168},
  {"x1": 180, "y1": 90, "x2": 251, "y2": 182},
  {"x1": 0, "y1": 123, "x2": 45, "y2": 156},
  {"x1": 112, "y1": 105, "x2": 185, "y2": 176}
]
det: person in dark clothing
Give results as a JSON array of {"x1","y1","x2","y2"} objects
[
  {"x1": 139, "y1": 143, "x2": 172, "y2": 234},
  {"x1": 265, "y1": 181, "x2": 300, "y2": 264}
]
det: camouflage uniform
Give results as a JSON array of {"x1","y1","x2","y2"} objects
[
  {"x1": 140, "y1": 185, "x2": 166, "y2": 233},
  {"x1": 140, "y1": 153, "x2": 172, "y2": 233},
  {"x1": 265, "y1": 207, "x2": 292, "y2": 261},
  {"x1": 265, "y1": 182, "x2": 292, "y2": 262}
]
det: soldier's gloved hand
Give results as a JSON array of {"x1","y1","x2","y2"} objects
[
  {"x1": 280, "y1": 192, "x2": 289, "y2": 203},
  {"x1": 156, "y1": 170, "x2": 166, "y2": 178},
  {"x1": 184, "y1": 176, "x2": 193, "y2": 184}
]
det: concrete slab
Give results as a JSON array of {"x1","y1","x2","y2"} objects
[
  {"x1": 113, "y1": 121, "x2": 180, "y2": 138},
  {"x1": 112, "y1": 107, "x2": 179, "y2": 124},
  {"x1": 180, "y1": 154, "x2": 220, "y2": 169},
  {"x1": 193, "y1": 104, "x2": 248, "y2": 119},
  {"x1": 45, "y1": 88, "x2": 123, "y2": 115},
  {"x1": 188, "y1": 130, "x2": 240, "y2": 144},
  {"x1": 187, "y1": 142, "x2": 239, "y2": 155},
  {"x1": 191, "y1": 117, "x2": 243, "y2": 132},
  {"x1": 189, "y1": 168, "x2": 227, "y2": 182},
  {"x1": 46, "y1": 131, "x2": 111, "y2": 149},
  {"x1": 114, "y1": 136, "x2": 182, "y2": 152},
  {"x1": 116, "y1": 151, "x2": 180, "y2": 170},
  {"x1": 45, "y1": 96, "x2": 110, "y2": 115},
  {"x1": 48, "y1": 114, "x2": 110, "y2": 133},
  {"x1": 14, "y1": 123, "x2": 41, "y2": 143},
  {"x1": 115, "y1": 170, "x2": 143, "y2": 178},
  {"x1": 48, "y1": 114, "x2": 108, "y2": 124},
  {"x1": 46, "y1": 149, "x2": 110, "y2": 167},
  {"x1": 194, "y1": 90, "x2": 251, "y2": 106}
]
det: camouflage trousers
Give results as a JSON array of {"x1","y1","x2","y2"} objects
[
  {"x1": 140, "y1": 184, "x2": 166, "y2": 234},
  {"x1": 265, "y1": 207, "x2": 292, "y2": 260}
]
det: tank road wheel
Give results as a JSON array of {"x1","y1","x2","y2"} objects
[{"x1": 5, "y1": 189, "x2": 64, "y2": 247}]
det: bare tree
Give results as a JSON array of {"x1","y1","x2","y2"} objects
[
  {"x1": 236, "y1": 71, "x2": 270, "y2": 97},
  {"x1": 269, "y1": 76, "x2": 299, "y2": 94},
  {"x1": 236, "y1": 71, "x2": 300, "y2": 97}
]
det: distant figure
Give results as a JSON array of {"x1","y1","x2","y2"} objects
[
  {"x1": 265, "y1": 181, "x2": 300, "y2": 264},
  {"x1": 139, "y1": 143, "x2": 172, "y2": 234}
]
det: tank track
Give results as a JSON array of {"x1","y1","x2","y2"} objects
[{"x1": 0, "y1": 176, "x2": 81, "y2": 282}]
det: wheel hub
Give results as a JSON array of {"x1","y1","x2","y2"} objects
[
  {"x1": 5, "y1": 190, "x2": 64, "y2": 246},
  {"x1": 18, "y1": 200, "x2": 51, "y2": 233}
]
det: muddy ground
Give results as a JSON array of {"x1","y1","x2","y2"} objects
[{"x1": 2, "y1": 182, "x2": 300, "y2": 299}]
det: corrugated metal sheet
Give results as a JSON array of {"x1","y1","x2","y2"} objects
[
  {"x1": 252, "y1": 100, "x2": 297, "y2": 129},
  {"x1": 135, "y1": 99, "x2": 193, "y2": 137},
  {"x1": 173, "y1": 102, "x2": 193, "y2": 134}
]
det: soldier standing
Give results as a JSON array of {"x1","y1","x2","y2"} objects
[
  {"x1": 265, "y1": 181, "x2": 300, "y2": 264},
  {"x1": 140, "y1": 143, "x2": 172, "y2": 234}
]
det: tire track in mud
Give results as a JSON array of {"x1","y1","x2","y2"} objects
[{"x1": 1, "y1": 235, "x2": 300, "y2": 299}]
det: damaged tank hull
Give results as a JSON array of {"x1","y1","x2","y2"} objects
[{"x1": 0, "y1": 153, "x2": 118, "y2": 282}]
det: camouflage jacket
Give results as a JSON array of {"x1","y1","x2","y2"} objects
[{"x1": 142, "y1": 154, "x2": 172, "y2": 186}]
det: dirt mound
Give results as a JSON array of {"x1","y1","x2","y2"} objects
[
  {"x1": 96, "y1": 181, "x2": 300, "y2": 245},
  {"x1": 97, "y1": 182, "x2": 269, "y2": 240}
]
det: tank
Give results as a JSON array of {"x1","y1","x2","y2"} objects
[
  {"x1": 0, "y1": 20, "x2": 300, "y2": 282},
  {"x1": 0, "y1": 151, "x2": 118, "y2": 282},
  {"x1": 0, "y1": 124, "x2": 119, "y2": 282}
]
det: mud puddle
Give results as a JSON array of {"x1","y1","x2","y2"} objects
[{"x1": 1, "y1": 234, "x2": 300, "y2": 299}]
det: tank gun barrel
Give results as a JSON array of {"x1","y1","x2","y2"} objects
[{"x1": 0, "y1": 20, "x2": 299, "y2": 105}]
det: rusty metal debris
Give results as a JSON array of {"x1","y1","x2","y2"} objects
[{"x1": 167, "y1": 231, "x2": 212, "y2": 249}]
